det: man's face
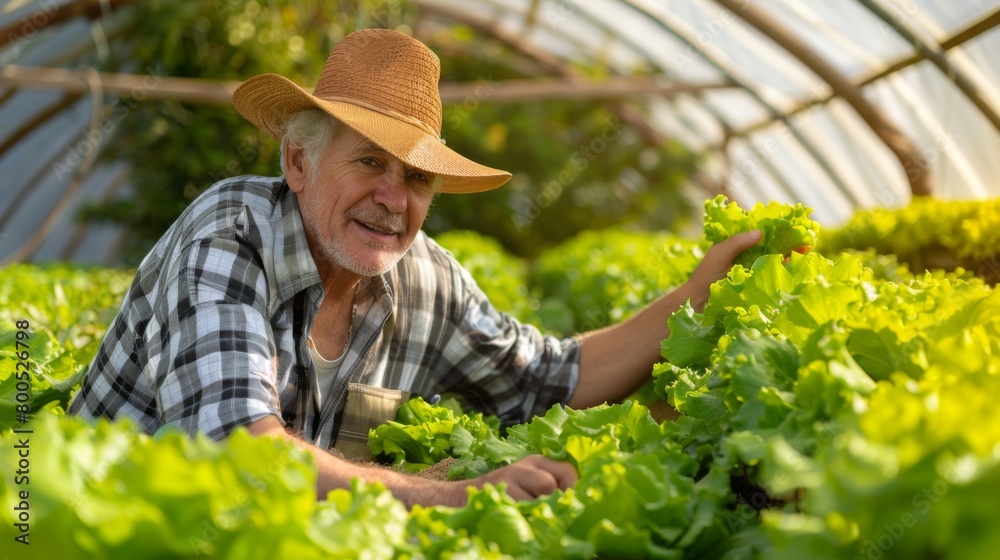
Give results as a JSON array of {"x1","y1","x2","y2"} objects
[{"x1": 290, "y1": 126, "x2": 435, "y2": 278}]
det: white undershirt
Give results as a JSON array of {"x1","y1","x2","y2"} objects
[{"x1": 307, "y1": 334, "x2": 347, "y2": 409}]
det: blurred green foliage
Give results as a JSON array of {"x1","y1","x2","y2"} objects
[
  {"x1": 818, "y1": 196, "x2": 1000, "y2": 282},
  {"x1": 0, "y1": 264, "x2": 133, "y2": 367},
  {"x1": 433, "y1": 229, "x2": 706, "y2": 338},
  {"x1": 426, "y1": 26, "x2": 697, "y2": 258},
  {"x1": 431, "y1": 230, "x2": 544, "y2": 328},
  {"x1": 0, "y1": 264, "x2": 133, "y2": 428},
  {"x1": 78, "y1": 1, "x2": 695, "y2": 263},
  {"x1": 532, "y1": 229, "x2": 704, "y2": 333}
]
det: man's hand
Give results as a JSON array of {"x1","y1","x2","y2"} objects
[
  {"x1": 570, "y1": 229, "x2": 763, "y2": 409},
  {"x1": 247, "y1": 416, "x2": 575, "y2": 508},
  {"x1": 684, "y1": 229, "x2": 762, "y2": 311},
  {"x1": 459, "y1": 454, "x2": 578, "y2": 503}
]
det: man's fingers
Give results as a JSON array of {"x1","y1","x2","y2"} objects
[
  {"x1": 711, "y1": 229, "x2": 762, "y2": 260},
  {"x1": 523, "y1": 454, "x2": 578, "y2": 490},
  {"x1": 515, "y1": 468, "x2": 559, "y2": 498},
  {"x1": 513, "y1": 455, "x2": 578, "y2": 497},
  {"x1": 478, "y1": 455, "x2": 579, "y2": 501},
  {"x1": 693, "y1": 229, "x2": 762, "y2": 277},
  {"x1": 739, "y1": 228, "x2": 764, "y2": 249},
  {"x1": 503, "y1": 482, "x2": 538, "y2": 502}
]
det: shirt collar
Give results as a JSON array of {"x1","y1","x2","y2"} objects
[
  {"x1": 268, "y1": 179, "x2": 397, "y2": 312},
  {"x1": 269, "y1": 179, "x2": 322, "y2": 303}
]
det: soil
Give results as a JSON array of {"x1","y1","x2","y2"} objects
[{"x1": 412, "y1": 457, "x2": 458, "y2": 481}]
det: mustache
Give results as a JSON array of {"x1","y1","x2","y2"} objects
[{"x1": 346, "y1": 206, "x2": 406, "y2": 234}]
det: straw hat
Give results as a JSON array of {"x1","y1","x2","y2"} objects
[{"x1": 232, "y1": 28, "x2": 511, "y2": 194}]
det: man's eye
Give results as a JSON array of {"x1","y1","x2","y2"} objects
[
  {"x1": 409, "y1": 172, "x2": 429, "y2": 183},
  {"x1": 360, "y1": 157, "x2": 379, "y2": 167}
]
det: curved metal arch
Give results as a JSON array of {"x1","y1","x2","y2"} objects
[
  {"x1": 619, "y1": 0, "x2": 863, "y2": 208},
  {"x1": 517, "y1": 0, "x2": 743, "y2": 196},
  {"x1": 533, "y1": 3, "x2": 726, "y2": 167},
  {"x1": 414, "y1": 1, "x2": 665, "y2": 154},
  {"x1": 1, "y1": 83, "x2": 105, "y2": 264},
  {"x1": 729, "y1": 7, "x2": 1000, "y2": 140},
  {"x1": 424, "y1": 0, "x2": 738, "y2": 196},
  {"x1": 556, "y1": 0, "x2": 805, "y2": 201},
  {"x1": 0, "y1": 120, "x2": 95, "y2": 264},
  {"x1": 464, "y1": 0, "x2": 831, "y2": 204},
  {"x1": 59, "y1": 164, "x2": 131, "y2": 261},
  {"x1": 855, "y1": 0, "x2": 1000, "y2": 135},
  {"x1": 0, "y1": 0, "x2": 135, "y2": 50},
  {"x1": 0, "y1": 93, "x2": 85, "y2": 231},
  {"x1": 712, "y1": 0, "x2": 932, "y2": 197}
]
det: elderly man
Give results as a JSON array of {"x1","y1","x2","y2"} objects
[{"x1": 69, "y1": 29, "x2": 759, "y2": 507}]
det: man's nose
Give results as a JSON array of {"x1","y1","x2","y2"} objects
[{"x1": 372, "y1": 172, "x2": 407, "y2": 214}]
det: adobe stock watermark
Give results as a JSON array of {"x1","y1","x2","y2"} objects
[
  {"x1": 2, "y1": 0, "x2": 63, "y2": 64},
  {"x1": 874, "y1": 0, "x2": 928, "y2": 42},
  {"x1": 544, "y1": 0, "x2": 587, "y2": 26},
  {"x1": 851, "y1": 476, "x2": 951, "y2": 560},
  {"x1": 724, "y1": 423, "x2": 842, "y2": 534},
  {"x1": 51, "y1": 66, "x2": 166, "y2": 182},
  {"x1": 364, "y1": 0, "x2": 408, "y2": 28},
  {"x1": 445, "y1": 75, "x2": 497, "y2": 129},
  {"x1": 978, "y1": 255, "x2": 1000, "y2": 283},
  {"x1": 726, "y1": 82, "x2": 831, "y2": 198},
  {"x1": 670, "y1": 3, "x2": 748, "y2": 70},
  {"x1": 844, "y1": 127, "x2": 961, "y2": 245},
  {"x1": 576, "y1": 299, "x2": 619, "y2": 333},
  {"x1": 3, "y1": 0, "x2": 116, "y2": 65},
  {"x1": 511, "y1": 116, "x2": 625, "y2": 232},
  {"x1": 207, "y1": 133, "x2": 266, "y2": 184}
]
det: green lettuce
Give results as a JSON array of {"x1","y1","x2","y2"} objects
[
  {"x1": 703, "y1": 195, "x2": 819, "y2": 268},
  {"x1": 654, "y1": 198, "x2": 1000, "y2": 559},
  {"x1": 0, "y1": 325, "x2": 84, "y2": 431},
  {"x1": 368, "y1": 396, "x2": 502, "y2": 473}
]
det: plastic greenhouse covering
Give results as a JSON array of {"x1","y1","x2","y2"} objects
[
  {"x1": 3, "y1": 4, "x2": 1000, "y2": 558},
  {"x1": 1, "y1": 0, "x2": 999, "y2": 263}
]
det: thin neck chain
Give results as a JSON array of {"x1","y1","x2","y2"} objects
[
  {"x1": 308, "y1": 285, "x2": 359, "y2": 362},
  {"x1": 341, "y1": 286, "x2": 359, "y2": 356}
]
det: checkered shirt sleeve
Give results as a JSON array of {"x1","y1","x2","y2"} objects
[
  {"x1": 68, "y1": 177, "x2": 300, "y2": 440},
  {"x1": 149, "y1": 236, "x2": 281, "y2": 438}
]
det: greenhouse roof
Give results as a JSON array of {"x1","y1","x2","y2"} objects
[{"x1": 2, "y1": 0, "x2": 999, "y2": 263}]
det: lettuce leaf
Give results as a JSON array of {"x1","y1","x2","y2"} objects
[{"x1": 703, "y1": 195, "x2": 819, "y2": 268}]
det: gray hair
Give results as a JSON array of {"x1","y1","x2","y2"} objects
[
  {"x1": 279, "y1": 110, "x2": 342, "y2": 177},
  {"x1": 278, "y1": 109, "x2": 443, "y2": 195}
]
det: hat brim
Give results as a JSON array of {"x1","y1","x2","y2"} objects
[{"x1": 232, "y1": 73, "x2": 511, "y2": 194}]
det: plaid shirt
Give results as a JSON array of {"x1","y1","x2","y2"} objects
[{"x1": 69, "y1": 176, "x2": 579, "y2": 449}]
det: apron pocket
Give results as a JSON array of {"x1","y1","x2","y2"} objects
[{"x1": 334, "y1": 383, "x2": 410, "y2": 462}]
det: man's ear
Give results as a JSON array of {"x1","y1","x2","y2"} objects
[{"x1": 284, "y1": 144, "x2": 307, "y2": 193}]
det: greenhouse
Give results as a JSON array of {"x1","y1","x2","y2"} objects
[{"x1": 1, "y1": 1, "x2": 998, "y2": 558}]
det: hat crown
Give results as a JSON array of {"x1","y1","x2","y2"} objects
[{"x1": 313, "y1": 28, "x2": 443, "y2": 136}]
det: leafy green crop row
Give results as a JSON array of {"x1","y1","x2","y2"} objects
[
  {"x1": 532, "y1": 229, "x2": 703, "y2": 334},
  {"x1": 369, "y1": 396, "x2": 740, "y2": 558},
  {"x1": 367, "y1": 249, "x2": 1000, "y2": 558},
  {"x1": 369, "y1": 197, "x2": 999, "y2": 558},
  {"x1": 432, "y1": 230, "x2": 546, "y2": 329},
  {"x1": 1, "y1": 196, "x2": 995, "y2": 559},
  {"x1": 818, "y1": 196, "x2": 1000, "y2": 280},
  {"x1": 0, "y1": 228, "x2": 696, "y2": 430},
  {"x1": 0, "y1": 265, "x2": 133, "y2": 430},
  {"x1": 654, "y1": 248, "x2": 998, "y2": 558},
  {"x1": 436, "y1": 227, "x2": 706, "y2": 337},
  {"x1": 2, "y1": 410, "x2": 544, "y2": 558}
]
